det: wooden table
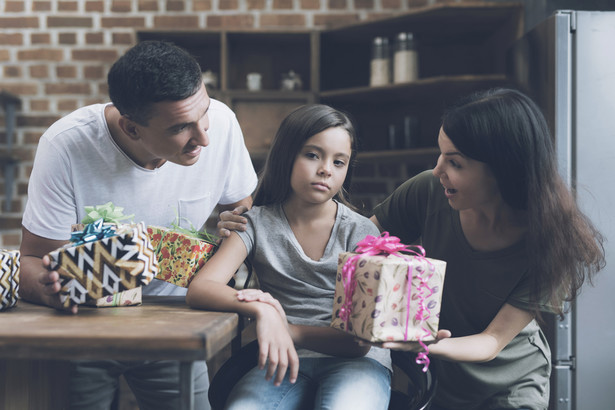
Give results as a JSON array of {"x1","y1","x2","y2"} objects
[{"x1": 0, "y1": 296, "x2": 243, "y2": 410}]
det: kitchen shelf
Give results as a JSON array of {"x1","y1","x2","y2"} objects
[
  {"x1": 319, "y1": 74, "x2": 511, "y2": 104},
  {"x1": 136, "y1": 2, "x2": 523, "y2": 163},
  {"x1": 357, "y1": 147, "x2": 440, "y2": 162}
]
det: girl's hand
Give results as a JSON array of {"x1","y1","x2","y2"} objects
[
  {"x1": 255, "y1": 304, "x2": 299, "y2": 386},
  {"x1": 237, "y1": 289, "x2": 287, "y2": 323},
  {"x1": 358, "y1": 329, "x2": 452, "y2": 352}
]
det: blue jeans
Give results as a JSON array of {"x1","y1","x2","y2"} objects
[
  {"x1": 225, "y1": 356, "x2": 391, "y2": 410},
  {"x1": 69, "y1": 359, "x2": 209, "y2": 410}
]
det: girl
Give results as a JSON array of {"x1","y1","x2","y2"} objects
[
  {"x1": 369, "y1": 88, "x2": 606, "y2": 409},
  {"x1": 187, "y1": 104, "x2": 391, "y2": 410}
]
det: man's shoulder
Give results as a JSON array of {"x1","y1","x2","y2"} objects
[
  {"x1": 43, "y1": 103, "x2": 108, "y2": 143},
  {"x1": 208, "y1": 98, "x2": 235, "y2": 117}
]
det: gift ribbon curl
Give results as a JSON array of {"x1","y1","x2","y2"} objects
[{"x1": 340, "y1": 232, "x2": 435, "y2": 371}]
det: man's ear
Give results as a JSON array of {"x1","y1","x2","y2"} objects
[{"x1": 118, "y1": 115, "x2": 140, "y2": 141}]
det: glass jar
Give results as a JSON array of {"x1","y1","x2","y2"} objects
[
  {"x1": 370, "y1": 37, "x2": 390, "y2": 87},
  {"x1": 393, "y1": 32, "x2": 418, "y2": 84}
]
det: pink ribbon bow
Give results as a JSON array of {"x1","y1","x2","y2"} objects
[{"x1": 340, "y1": 232, "x2": 435, "y2": 371}]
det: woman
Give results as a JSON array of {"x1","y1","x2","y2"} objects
[{"x1": 369, "y1": 88, "x2": 605, "y2": 409}]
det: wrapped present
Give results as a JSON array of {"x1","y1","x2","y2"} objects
[
  {"x1": 85, "y1": 287, "x2": 142, "y2": 307},
  {"x1": 147, "y1": 224, "x2": 218, "y2": 288},
  {"x1": 47, "y1": 220, "x2": 157, "y2": 308},
  {"x1": 331, "y1": 233, "x2": 446, "y2": 369},
  {"x1": 1, "y1": 249, "x2": 20, "y2": 311}
]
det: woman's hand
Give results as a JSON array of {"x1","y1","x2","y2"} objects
[
  {"x1": 254, "y1": 303, "x2": 299, "y2": 386},
  {"x1": 359, "y1": 329, "x2": 452, "y2": 352},
  {"x1": 216, "y1": 206, "x2": 249, "y2": 238}
]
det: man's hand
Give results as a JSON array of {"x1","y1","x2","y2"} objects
[
  {"x1": 20, "y1": 227, "x2": 77, "y2": 314},
  {"x1": 216, "y1": 206, "x2": 249, "y2": 238},
  {"x1": 31, "y1": 255, "x2": 78, "y2": 314}
]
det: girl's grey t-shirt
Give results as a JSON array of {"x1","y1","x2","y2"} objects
[{"x1": 236, "y1": 202, "x2": 391, "y2": 369}]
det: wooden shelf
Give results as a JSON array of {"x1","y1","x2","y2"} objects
[
  {"x1": 357, "y1": 147, "x2": 439, "y2": 162},
  {"x1": 220, "y1": 90, "x2": 315, "y2": 101},
  {"x1": 319, "y1": 74, "x2": 511, "y2": 105}
]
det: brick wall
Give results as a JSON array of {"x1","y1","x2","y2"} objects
[{"x1": 0, "y1": 0, "x2": 454, "y2": 249}]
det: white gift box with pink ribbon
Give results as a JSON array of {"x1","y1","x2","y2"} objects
[{"x1": 331, "y1": 233, "x2": 446, "y2": 368}]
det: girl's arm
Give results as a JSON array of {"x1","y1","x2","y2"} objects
[
  {"x1": 186, "y1": 233, "x2": 299, "y2": 386},
  {"x1": 289, "y1": 324, "x2": 370, "y2": 357},
  {"x1": 236, "y1": 290, "x2": 369, "y2": 357},
  {"x1": 376, "y1": 303, "x2": 534, "y2": 362}
]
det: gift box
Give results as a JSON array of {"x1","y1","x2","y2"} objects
[
  {"x1": 147, "y1": 225, "x2": 217, "y2": 288},
  {"x1": 1, "y1": 249, "x2": 20, "y2": 311},
  {"x1": 47, "y1": 221, "x2": 157, "y2": 307},
  {"x1": 331, "y1": 233, "x2": 446, "y2": 344},
  {"x1": 85, "y1": 287, "x2": 142, "y2": 307}
]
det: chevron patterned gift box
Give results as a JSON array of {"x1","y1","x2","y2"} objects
[
  {"x1": 47, "y1": 222, "x2": 158, "y2": 308},
  {"x1": 0, "y1": 249, "x2": 20, "y2": 311}
]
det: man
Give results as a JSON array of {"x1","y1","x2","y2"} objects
[{"x1": 19, "y1": 40, "x2": 257, "y2": 409}]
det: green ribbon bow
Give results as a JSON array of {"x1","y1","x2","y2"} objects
[{"x1": 81, "y1": 202, "x2": 134, "y2": 225}]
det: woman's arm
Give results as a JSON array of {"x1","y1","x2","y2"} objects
[
  {"x1": 186, "y1": 233, "x2": 299, "y2": 385},
  {"x1": 378, "y1": 303, "x2": 534, "y2": 362}
]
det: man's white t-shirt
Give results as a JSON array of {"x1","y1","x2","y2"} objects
[{"x1": 22, "y1": 99, "x2": 258, "y2": 296}]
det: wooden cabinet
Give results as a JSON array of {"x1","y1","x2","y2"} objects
[
  {"x1": 137, "y1": 2, "x2": 523, "y2": 164},
  {"x1": 319, "y1": 2, "x2": 523, "y2": 160}
]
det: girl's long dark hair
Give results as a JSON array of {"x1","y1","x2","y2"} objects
[
  {"x1": 442, "y1": 88, "x2": 605, "y2": 319},
  {"x1": 253, "y1": 104, "x2": 357, "y2": 209}
]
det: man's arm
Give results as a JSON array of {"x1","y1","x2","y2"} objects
[{"x1": 19, "y1": 226, "x2": 77, "y2": 313}]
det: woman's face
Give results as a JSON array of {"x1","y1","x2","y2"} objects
[{"x1": 432, "y1": 127, "x2": 501, "y2": 211}]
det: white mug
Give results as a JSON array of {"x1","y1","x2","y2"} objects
[{"x1": 246, "y1": 73, "x2": 262, "y2": 91}]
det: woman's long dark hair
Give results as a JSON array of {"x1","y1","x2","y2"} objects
[
  {"x1": 253, "y1": 104, "x2": 358, "y2": 209},
  {"x1": 442, "y1": 88, "x2": 605, "y2": 319}
]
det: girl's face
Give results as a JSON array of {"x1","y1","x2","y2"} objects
[
  {"x1": 432, "y1": 127, "x2": 501, "y2": 211},
  {"x1": 289, "y1": 126, "x2": 352, "y2": 206}
]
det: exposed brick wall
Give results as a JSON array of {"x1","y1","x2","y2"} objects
[{"x1": 0, "y1": 0, "x2": 456, "y2": 249}]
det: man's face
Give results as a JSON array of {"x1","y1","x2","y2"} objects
[{"x1": 132, "y1": 83, "x2": 211, "y2": 169}]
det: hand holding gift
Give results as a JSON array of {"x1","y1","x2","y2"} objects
[
  {"x1": 331, "y1": 232, "x2": 446, "y2": 370},
  {"x1": 46, "y1": 219, "x2": 157, "y2": 308}
]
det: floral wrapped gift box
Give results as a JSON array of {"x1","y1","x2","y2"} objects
[
  {"x1": 47, "y1": 220, "x2": 158, "y2": 308},
  {"x1": 331, "y1": 233, "x2": 446, "y2": 344},
  {"x1": 0, "y1": 249, "x2": 20, "y2": 311},
  {"x1": 147, "y1": 225, "x2": 218, "y2": 288}
]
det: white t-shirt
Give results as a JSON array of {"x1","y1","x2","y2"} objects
[{"x1": 23, "y1": 100, "x2": 258, "y2": 296}]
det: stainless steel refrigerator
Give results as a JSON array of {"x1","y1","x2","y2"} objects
[{"x1": 510, "y1": 10, "x2": 615, "y2": 410}]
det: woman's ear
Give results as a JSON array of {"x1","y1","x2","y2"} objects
[{"x1": 118, "y1": 115, "x2": 140, "y2": 141}]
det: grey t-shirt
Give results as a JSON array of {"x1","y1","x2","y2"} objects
[{"x1": 237, "y1": 202, "x2": 391, "y2": 370}]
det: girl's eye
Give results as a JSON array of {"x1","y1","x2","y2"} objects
[
  {"x1": 334, "y1": 159, "x2": 346, "y2": 167},
  {"x1": 449, "y1": 160, "x2": 461, "y2": 169},
  {"x1": 305, "y1": 152, "x2": 318, "y2": 159}
]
